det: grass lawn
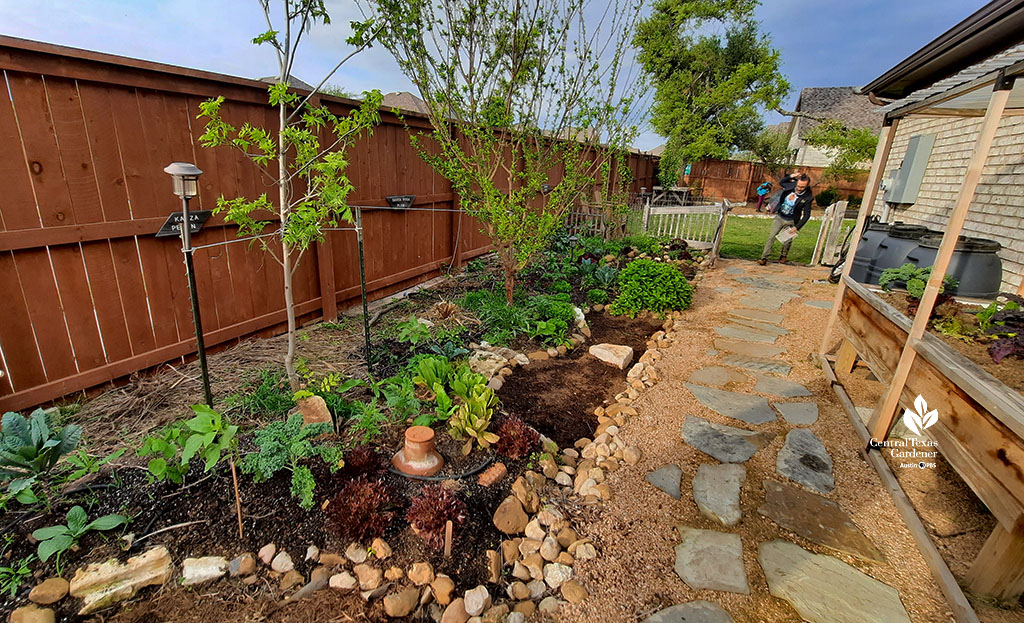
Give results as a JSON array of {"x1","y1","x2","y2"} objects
[{"x1": 719, "y1": 216, "x2": 856, "y2": 264}]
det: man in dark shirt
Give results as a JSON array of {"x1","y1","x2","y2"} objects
[{"x1": 759, "y1": 173, "x2": 813, "y2": 265}]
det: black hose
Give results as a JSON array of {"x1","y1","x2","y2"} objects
[{"x1": 387, "y1": 455, "x2": 494, "y2": 482}]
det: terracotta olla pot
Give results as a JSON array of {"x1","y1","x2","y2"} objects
[{"x1": 392, "y1": 426, "x2": 444, "y2": 477}]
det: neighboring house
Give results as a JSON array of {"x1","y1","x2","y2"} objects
[
  {"x1": 786, "y1": 87, "x2": 884, "y2": 167},
  {"x1": 382, "y1": 91, "x2": 430, "y2": 115},
  {"x1": 858, "y1": 2, "x2": 1024, "y2": 293}
]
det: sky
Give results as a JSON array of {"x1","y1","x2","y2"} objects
[{"x1": 0, "y1": 0, "x2": 983, "y2": 151}]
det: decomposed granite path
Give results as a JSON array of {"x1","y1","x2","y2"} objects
[{"x1": 555, "y1": 258, "x2": 951, "y2": 623}]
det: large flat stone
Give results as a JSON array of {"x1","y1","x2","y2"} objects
[
  {"x1": 714, "y1": 287, "x2": 734, "y2": 294},
  {"x1": 758, "y1": 480, "x2": 884, "y2": 562},
  {"x1": 777, "y1": 429, "x2": 834, "y2": 494},
  {"x1": 803, "y1": 299, "x2": 833, "y2": 309},
  {"x1": 644, "y1": 601, "x2": 735, "y2": 623},
  {"x1": 772, "y1": 402, "x2": 818, "y2": 425},
  {"x1": 646, "y1": 464, "x2": 682, "y2": 499},
  {"x1": 727, "y1": 308, "x2": 780, "y2": 324},
  {"x1": 714, "y1": 325, "x2": 778, "y2": 344},
  {"x1": 721, "y1": 354, "x2": 791, "y2": 376},
  {"x1": 752, "y1": 374, "x2": 812, "y2": 397},
  {"x1": 686, "y1": 384, "x2": 777, "y2": 425},
  {"x1": 728, "y1": 317, "x2": 788, "y2": 336},
  {"x1": 674, "y1": 527, "x2": 748, "y2": 594},
  {"x1": 734, "y1": 276, "x2": 801, "y2": 291},
  {"x1": 743, "y1": 287, "x2": 799, "y2": 302},
  {"x1": 739, "y1": 296, "x2": 783, "y2": 311},
  {"x1": 682, "y1": 416, "x2": 775, "y2": 463},
  {"x1": 687, "y1": 366, "x2": 747, "y2": 388},
  {"x1": 758, "y1": 540, "x2": 911, "y2": 623},
  {"x1": 589, "y1": 343, "x2": 634, "y2": 369},
  {"x1": 693, "y1": 464, "x2": 745, "y2": 527},
  {"x1": 725, "y1": 266, "x2": 745, "y2": 275},
  {"x1": 713, "y1": 339, "x2": 786, "y2": 358}
]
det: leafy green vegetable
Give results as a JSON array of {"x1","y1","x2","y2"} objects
[
  {"x1": 397, "y1": 316, "x2": 431, "y2": 346},
  {"x1": 609, "y1": 259, "x2": 694, "y2": 317},
  {"x1": 32, "y1": 505, "x2": 128, "y2": 566},
  {"x1": 0, "y1": 408, "x2": 81, "y2": 504},
  {"x1": 239, "y1": 414, "x2": 340, "y2": 509}
]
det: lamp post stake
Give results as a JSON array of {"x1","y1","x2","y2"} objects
[{"x1": 180, "y1": 194, "x2": 214, "y2": 407}]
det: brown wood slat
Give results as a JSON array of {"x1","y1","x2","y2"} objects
[
  {"x1": 46, "y1": 77, "x2": 105, "y2": 224},
  {"x1": 49, "y1": 245, "x2": 106, "y2": 371},
  {"x1": 80, "y1": 241, "x2": 133, "y2": 363},
  {"x1": 0, "y1": 71, "x2": 41, "y2": 232},
  {"x1": 12, "y1": 248, "x2": 77, "y2": 380},
  {"x1": 0, "y1": 251, "x2": 46, "y2": 390}
]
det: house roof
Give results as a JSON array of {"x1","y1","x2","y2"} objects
[
  {"x1": 258, "y1": 74, "x2": 317, "y2": 91},
  {"x1": 792, "y1": 87, "x2": 884, "y2": 131},
  {"x1": 382, "y1": 91, "x2": 430, "y2": 115},
  {"x1": 860, "y1": 0, "x2": 1024, "y2": 100}
]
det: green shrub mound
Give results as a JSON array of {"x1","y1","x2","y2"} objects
[{"x1": 609, "y1": 259, "x2": 694, "y2": 317}]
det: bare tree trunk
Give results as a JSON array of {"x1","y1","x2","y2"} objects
[{"x1": 279, "y1": 98, "x2": 299, "y2": 392}]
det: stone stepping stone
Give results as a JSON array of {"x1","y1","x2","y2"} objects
[
  {"x1": 752, "y1": 374, "x2": 812, "y2": 397},
  {"x1": 644, "y1": 601, "x2": 735, "y2": 623},
  {"x1": 686, "y1": 384, "x2": 777, "y2": 424},
  {"x1": 682, "y1": 416, "x2": 775, "y2": 463},
  {"x1": 725, "y1": 266, "x2": 745, "y2": 275},
  {"x1": 721, "y1": 354, "x2": 791, "y2": 376},
  {"x1": 705, "y1": 349, "x2": 719, "y2": 357},
  {"x1": 777, "y1": 429, "x2": 834, "y2": 494},
  {"x1": 728, "y1": 317, "x2": 788, "y2": 336},
  {"x1": 693, "y1": 464, "x2": 745, "y2": 527},
  {"x1": 734, "y1": 276, "x2": 801, "y2": 291},
  {"x1": 758, "y1": 480, "x2": 884, "y2": 562},
  {"x1": 713, "y1": 339, "x2": 786, "y2": 358},
  {"x1": 646, "y1": 464, "x2": 682, "y2": 499},
  {"x1": 714, "y1": 325, "x2": 777, "y2": 344},
  {"x1": 727, "y1": 307, "x2": 780, "y2": 324},
  {"x1": 738, "y1": 296, "x2": 784, "y2": 311},
  {"x1": 803, "y1": 299, "x2": 833, "y2": 309},
  {"x1": 744, "y1": 287, "x2": 799, "y2": 301},
  {"x1": 674, "y1": 527, "x2": 749, "y2": 594},
  {"x1": 687, "y1": 366, "x2": 747, "y2": 388},
  {"x1": 772, "y1": 402, "x2": 818, "y2": 425},
  {"x1": 714, "y1": 287, "x2": 734, "y2": 294},
  {"x1": 758, "y1": 540, "x2": 911, "y2": 623}
]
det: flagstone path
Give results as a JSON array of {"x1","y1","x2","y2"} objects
[{"x1": 638, "y1": 259, "x2": 914, "y2": 623}]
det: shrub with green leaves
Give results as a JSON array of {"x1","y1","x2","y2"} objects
[
  {"x1": 239, "y1": 414, "x2": 341, "y2": 509},
  {"x1": 138, "y1": 405, "x2": 238, "y2": 485},
  {"x1": 32, "y1": 505, "x2": 127, "y2": 566},
  {"x1": 551, "y1": 280, "x2": 571, "y2": 293},
  {"x1": 609, "y1": 259, "x2": 694, "y2": 317},
  {"x1": 587, "y1": 288, "x2": 608, "y2": 305},
  {"x1": 0, "y1": 408, "x2": 81, "y2": 505},
  {"x1": 879, "y1": 263, "x2": 958, "y2": 299},
  {"x1": 397, "y1": 316, "x2": 431, "y2": 346},
  {"x1": 461, "y1": 288, "x2": 531, "y2": 345}
]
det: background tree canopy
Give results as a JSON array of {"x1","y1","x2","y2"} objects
[
  {"x1": 634, "y1": 0, "x2": 789, "y2": 185},
  {"x1": 802, "y1": 120, "x2": 879, "y2": 182}
]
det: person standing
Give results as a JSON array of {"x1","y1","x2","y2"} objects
[
  {"x1": 755, "y1": 181, "x2": 773, "y2": 212},
  {"x1": 758, "y1": 172, "x2": 813, "y2": 265}
]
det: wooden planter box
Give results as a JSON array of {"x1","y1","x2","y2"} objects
[{"x1": 837, "y1": 277, "x2": 1024, "y2": 599}]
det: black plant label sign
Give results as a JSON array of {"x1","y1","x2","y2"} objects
[
  {"x1": 386, "y1": 195, "x2": 416, "y2": 209},
  {"x1": 155, "y1": 210, "x2": 213, "y2": 237}
]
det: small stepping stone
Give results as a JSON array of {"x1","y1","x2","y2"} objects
[
  {"x1": 714, "y1": 325, "x2": 777, "y2": 344},
  {"x1": 744, "y1": 287, "x2": 799, "y2": 301},
  {"x1": 728, "y1": 308, "x2": 780, "y2": 324},
  {"x1": 644, "y1": 601, "x2": 735, "y2": 623},
  {"x1": 646, "y1": 464, "x2": 682, "y2": 499},
  {"x1": 674, "y1": 527, "x2": 749, "y2": 594},
  {"x1": 705, "y1": 349, "x2": 719, "y2": 357},
  {"x1": 714, "y1": 287, "x2": 734, "y2": 294},
  {"x1": 686, "y1": 384, "x2": 777, "y2": 424},
  {"x1": 728, "y1": 317, "x2": 788, "y2": 336},
  {"x1": 687, "y1": 366, "x2": 747, "y2": 388},
  {"x1": 803, "y1": 299, "x2": 833, "y2": 309},
  {"x1": 734, "y1": 276, "x2": 801, "y2": 291},
  {"x1": 721, "y1": 354, "x2": 791, "y2": 376},
  {"x1": 682, "y1": 416, "x2": 775, "y2": 463},
  {"x1": 758, "y1": 480, "x2": 884, "y2": 562},
  {"x1": 777, "y1": 429, "x2": 834, "y2": 494},
  {"x1": 693, "y1": 464, "x2": 745, "y2": 527},
  {"x1": 739, "y1": 296, "x2": 784, "y2": 311},
  {"x1": 772, "y1": 402, "x2": 818, "y2": 425},
  {"x1": 714, "y1": 339, "x2": 786, "y2": 358},
  {"x1": 758, "y1": 540, "x2": 911, "y2": 623},
  {"x1": 725, "y1": 266, "x2": 745, "y2": 275},
  {"x1": 753, "y1": 374, "x2": 812, "y2": 397}
]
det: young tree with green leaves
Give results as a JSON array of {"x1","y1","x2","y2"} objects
[
  {"x1": 198, "y1": 0, "x2": 382, "y2": 389},
  {"x1": 634, "y1": 0, "x2": 789, "y2": 185},
  {"x1": 802, "y1": 120, "x2": 878, "y2": 182},
  {"x1": 361, "y1": 0, "x2": 645, "y2": 303},
  {"x1": 743, "y1": 126, "x2": 794, "y2": 177}
]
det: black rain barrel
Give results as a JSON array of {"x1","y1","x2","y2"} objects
[
  {"x1": 866, "y1": 224, "x2": 940, "y2": 285},
  {"x1": 906, "y1": 235, "x2": 1003, "y2": 299},
  {"x1": 849, "y1": 221, "x2": 891, "y2": 283}
]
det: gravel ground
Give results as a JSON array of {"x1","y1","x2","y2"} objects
[{"x1": 551, "y1": 258, "x2": 965, "y2": 623}]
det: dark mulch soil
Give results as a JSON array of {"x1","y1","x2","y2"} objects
[{"x1": 500, "y1": 311, "x2": 664, "y2": 447}]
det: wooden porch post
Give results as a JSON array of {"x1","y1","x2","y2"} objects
[
  {"x1": 818, "y1": 117, "x2": 901, "y2": 354},
  {"x1": 868, "y1": 77, "x2": 1013, "y2": 441}
]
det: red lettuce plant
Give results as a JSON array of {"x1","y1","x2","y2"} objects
[
  {"x1": 406, "y1": 484, "x2": 467, "y2": 550},
  {"x1": 325, "y1": 475, "x2": 396, "y2": 541},
  {"x1": 493, "y1": 416, "x2": 540, "y2": 459}
]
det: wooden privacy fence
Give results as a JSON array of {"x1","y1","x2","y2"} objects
[
  {"x1": 684, "y1": 158, "x2": 867, "y2": 203},
  {"x1": 0, "y1": 36, "x2": 658, "y2": 412}
]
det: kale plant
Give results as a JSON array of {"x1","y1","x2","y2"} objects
[{"x1": 239, "y1": 414, "x2": 340, "y2": 509}]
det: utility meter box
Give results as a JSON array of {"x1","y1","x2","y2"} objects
[{"x1": 883, "y1": 133, "x2": 935, "y2": 205}]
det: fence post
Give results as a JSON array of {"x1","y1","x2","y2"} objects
[
  {"x1": 710, "y1": 199, "x2": 729, "y2": 265},
  {"x1": 642, "y1": 195, "x2": 651, "y2": 232},
  {"x1": 823, "y1": 200, "x2": 848, "y2": 264},
  {"x1": 811, "y1": 204, "x2": 832, "y2": 266}
]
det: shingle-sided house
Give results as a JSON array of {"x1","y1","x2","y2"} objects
[{"x1": 786, "y1": 87, "x2": 884, "y2": 167}]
